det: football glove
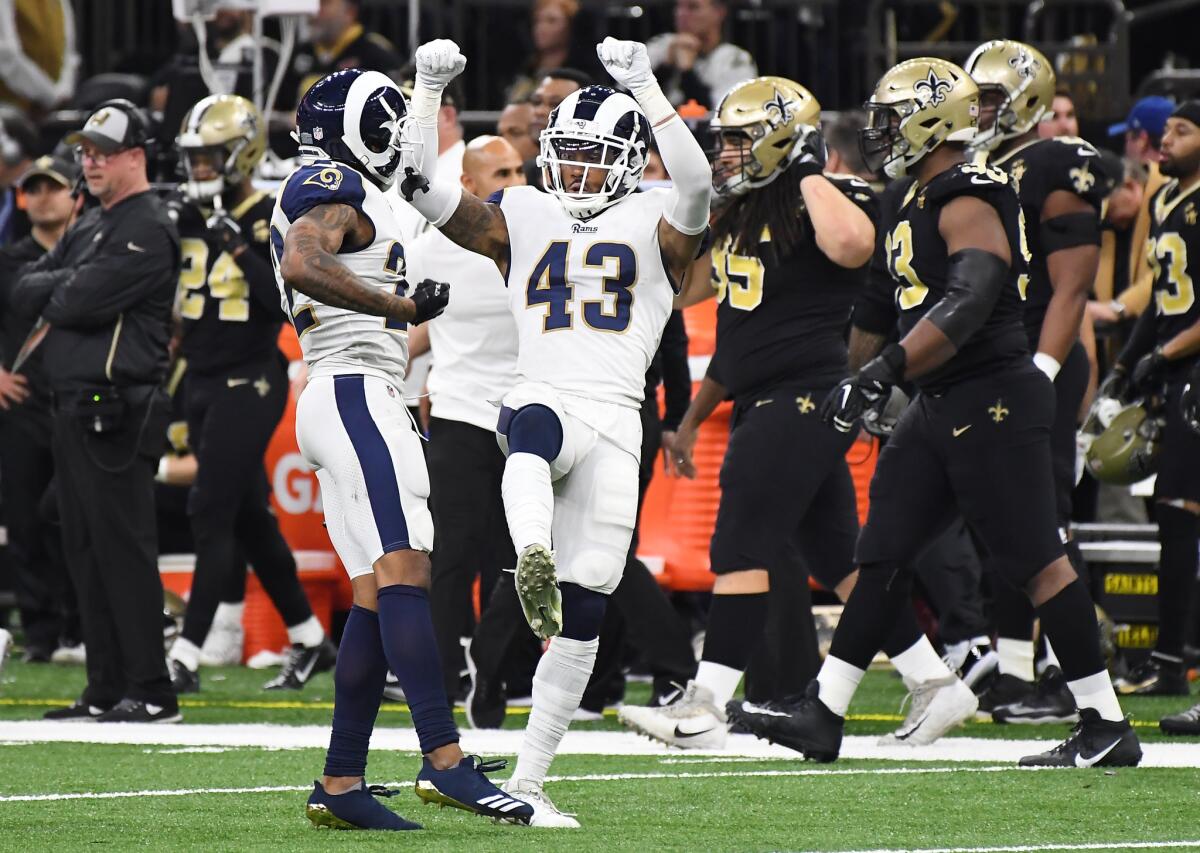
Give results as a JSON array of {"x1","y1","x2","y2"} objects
[
  {"x1": 1096, "y1": 364, "x2": 1130, "y2": 403},
  {"x1": 1131, "y1": 346, "x2": 1168, "y2": 394},
  {"x1": 821, "y1": 343, "x2": 906, "y2": 434},
  {"x1": 414, "y1": 39, "x2": 467, "y2": 90},
  {"x1": 597, "y1": 37, "x2": 655, "y2": 93},
  {"x1": 409, "y1": 278, "x2": 450, "y2": 324},
  {"x1": 207, "y1": 212, "x2": 247, "y2": 254}
]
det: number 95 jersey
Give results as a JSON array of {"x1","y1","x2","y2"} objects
[
  {"x1": 270, "y1": 160, "x2": 411, "y2": 386},
  {"x1": 492, "y1": 185, "x2": 678, "y2": 409}
]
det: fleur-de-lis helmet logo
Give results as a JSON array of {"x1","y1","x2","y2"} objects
[
  {"x1": 913, "y1": 68, "x2": 953, "y2": 107},
  {"x1": 1008, "y1": 47, "x2": 1037, "y2": 78},
  {"x1": 763, "y1": 87, "x2": 795, "y2": 128}
]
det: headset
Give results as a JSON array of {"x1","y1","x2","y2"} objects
[{"x1": 91, "y1": 98, "x2": 157, "y2": 165}]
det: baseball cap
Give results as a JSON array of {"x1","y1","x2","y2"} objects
[
  {"x1": 17, "y1": 154, "x2": 80, "y2": 189},
  {"x1": 1108, "y1": 96, "x2": 1175, "y2": 138},
  {"x1": 65, "y1": 101, "x2": 147, "y2": 154}
]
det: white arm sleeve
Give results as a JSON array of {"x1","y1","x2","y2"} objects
[
  {"x1": 398, "y1": 80, "x2": 461, "y2": 225},
  {"x1": 628, "y1": 80, "x2": 711, "y2": 236}
]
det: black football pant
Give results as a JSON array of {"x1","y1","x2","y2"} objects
[
  {"x1": 181, "y1": 353, "x2": 313, "y2": 650},
  {"x1": 0, "y1": 412, "x2": 77, "y2": 652},
  {"x1": 427, "y1": 416, "x2": 514, "y2": 698},
  {"x1": 911, "y1": 518, "x2": 989, "y2": 646},
  {"x1": 52, "y1": 388, "x2": 174, "y2": 707}
]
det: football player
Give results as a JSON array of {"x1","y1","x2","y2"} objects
[
  {"x1": 728, "y1": 58, "x2": 1140, "y2": 769},
  {"x1": 964, "y1": 40, "x2": 1110, "y2": 722},
  {"x1": 619, "y1": 76, "x2": 976, "y2": 750},
  {"x1": 164, "y1": 94, "x2": 336, "y2": 694},
  {"x1": 399, "y1": 38, "x2": 710, "y2": 824},
  {"x1": 1103, "y1": 101, "x2": 1200, "y2": 710},
  {"x1": 272, "y1": 64, "x2": 531, "y2": 830}
]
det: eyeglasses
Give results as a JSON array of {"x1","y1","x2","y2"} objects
[{"x1": 73, "y1": 145, "x2": 127, "y2": 166}]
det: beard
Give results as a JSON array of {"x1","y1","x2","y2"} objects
[{"x1": 1161, "y1": 148, "x2": 1200, "y2": 178}]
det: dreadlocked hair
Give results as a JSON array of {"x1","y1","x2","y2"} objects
[{"x1": 711, "y1": 163, "x2": 812, "y2": 262}]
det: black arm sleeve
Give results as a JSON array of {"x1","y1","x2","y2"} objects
[
  {"x1": 922, "y1": 249, "x2": 1009, "y2": 348},
  {"x1": 659, "y1": 309, "x2": 691, "y2": 432},
  {"x1": 1116, "y1": 307, "x2": 1156, "y2": 372},
  {"x1": 1040, "y1": 211, "x2": 1101, "y2": 254},
  {"x1": 240, "y1": 240, "x2": 286, "y2": 319}
]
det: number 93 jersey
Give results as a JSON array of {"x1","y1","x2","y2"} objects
[
  {"x1": 270, "y1": 160, "x2": 411, "y2": 386},
  {"x1": 1147, "y1": 177, "x2": 1200, "y2": 376},
  {"x1": 493, "y1": 185, "x2": 677, "y2": 409}
]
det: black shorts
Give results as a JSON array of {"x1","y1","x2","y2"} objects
[
  {"x1": 855, "y1": 365, "x2": 1064, "y2": 585},
  {"x1": 710, "y1": 387, "x2": 858, "y2": 589},
  {"x1": 1154, "y1": 377, "x2": 1200, "y2": 503},
  {"x1": 1049, "y1": 340, "x2": 1089, "y2": 526}
]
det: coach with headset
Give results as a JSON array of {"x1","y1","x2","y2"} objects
[{"x1": 12, "y1": 100, "x2": 183, "y2": 723}]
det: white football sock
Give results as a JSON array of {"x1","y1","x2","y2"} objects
[
  {"x1": 816, "y1": 656, "x2": 865, "y2": 717},
  {"x1": 997, "y1": 638, "x2": 1035, "y2": 681},
  {"x1": 1067, "y1": 671, "x2": 1124, "y2": 722},
  {"x1": 502, "y1": 452, "x2": 554, "y2": 553},
  {"x1": 1040, "y1": 637, "x2": 1061, "y2": 673},
  {"x1": 169, "y1": 637, "x2": 201, "y2": 671},
  {"x1": 890, "y1": 634, "x2": 954, "y2": 688},
  {"x1": 212, "y1": 601, "x2": 244, "y2": 627},
  {"x1": 694, "y1": 660, "x2": 743, "y2": 707},
  {"x1": 512, "y1": 635, "x2": 598, "y2": 785},
  {"x1": 287, "y1": 615, "x2": 325, "y2": 648}
]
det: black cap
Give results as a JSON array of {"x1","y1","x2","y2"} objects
[
  {"x1": 17, "y1": 154, "x2": 80, "y2": 189},
  {"x1": 1171, "y1": 100, "x2": 1200, "y2": 130}
]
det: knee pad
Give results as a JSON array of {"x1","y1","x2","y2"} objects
[
  {"x1": 560, "y1": 582, "x2": 607, "y2": 641},
  {"x1": 496, "y1": 382, "x2": 577, "y2": 478}
]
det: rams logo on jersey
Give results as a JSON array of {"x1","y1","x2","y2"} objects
[{"x1": 303, "y1": 167, "x2": 344, "y2": 192}]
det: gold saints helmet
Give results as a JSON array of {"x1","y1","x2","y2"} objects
[
  {"x1": 176, "y1": 94, "x2": 266, "y2": 203},
  {"x1": 963, "y1": 39, "x2": 1055, "y2": 152},
  {"x1": 709, "y1": 76, "x2": 820, "y2": 196},
  {"x1": 860, "y1": 57, "x2": 978, "y2": 180}
]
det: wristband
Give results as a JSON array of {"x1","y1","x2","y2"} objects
[
  {"x1": 155, "y1": 456, "x2": 169, "y2": 483},
  {"x1": 1033, "y1": 352, "x2": 1061, "y2": 381},
  {"x1": 631, "y1": 81, "x2": 677, "y2": 127}
]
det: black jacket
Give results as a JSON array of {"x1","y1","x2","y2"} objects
[
  {"x1": 11, "y1": 190, "x2": 180, "y2": 393},
  {"x1": 0, "y1": 233, "x2": 51, "y2": 425}
]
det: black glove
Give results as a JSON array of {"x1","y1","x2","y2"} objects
[
  {"x1": 1131, "y1": 346, "x2": 1168, "y2": 394},
  {"x1": 789, "y1": 124, "x2": 827, "y2": 179},
  {"x1": 399, "y1": 166, "x2": 430, "y2": 202},
  {"x1": 409, "y1": 278, "x2": 450, "y2": 324},
  {"x1": 207, "y1": 211, "x2": 247, "y2": 254},
  {"x1": 821, "y1": 343, "x2": 906, "y2": 433},
  {"x1": 1096, "y1": 364, "x2": 1130, "y2": 402}
]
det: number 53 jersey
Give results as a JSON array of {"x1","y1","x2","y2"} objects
[
  {"x1": 493, "y1": 185, "x2": 678, "y2": 410},
  {"x1": 1146, "y1": 177, "x2": 1200, "y2": 379}
]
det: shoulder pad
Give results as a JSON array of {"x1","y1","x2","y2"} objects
[
  {"x1": 485, "y1": 188, "x2": 505, "y2": 205},
  {"x1": 279, "y1": 163, "x2": 367, "y2": 223},
  {"x1": 1040, "y1": 137, "x2": 1110, "y2": 204},
  {"x1": 922, "y1": 162, "x2": 1009, "y2": 204}
]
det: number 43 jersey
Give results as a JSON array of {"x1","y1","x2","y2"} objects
[
  {"x1": 1146, "y1": 177, "x2": 1200, "y2": 378},
  {"x1": 494, "y1": 185, "x2": 678, "y2": 409},
  {"x1": 270, "y1": 160, "x2": 411, "y2": 386},
  {"x1": 880, "y1": 161, "x2": 1032, "y2": 393}
]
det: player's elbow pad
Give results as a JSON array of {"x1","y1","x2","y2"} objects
[
  {"x1": 923, "y1": 249, "x2": 1009, "y2": 349},
  {"x1": 656, "y1": 118, "x2": 711, "y2": 235},
  {"x1": 1040, "y1": 211, "x2": 1100, "y2": 254}
]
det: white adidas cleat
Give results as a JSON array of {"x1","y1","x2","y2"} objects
[
  {"x1": 618, "y1": 681, "x2": 727, "y2": 750},
  {"x1": 503, "y1": 779, "x2": 580, "y2": 828},
  {"x1": 878, "y1": 675, "x2": 978, "y2": 746},
  {"x1": 199, "y1": 619, "x2": 244, "y2": 667}
]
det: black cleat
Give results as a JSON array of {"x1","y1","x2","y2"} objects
[
  {"x1": 1018, "y1": 708, "x2": 1141, "y2": 767},
  {"x1": 992, "y1": 666, "x2": 1079, "y2": 724},
  {"x1": 944, "y1": 638, "x2": 999, "y2": 693},
  {"x1": 306, "y1": 781, "x2": 421, "y2": 831},
  {"x1": 43, "y1": 700, "x2": 110, "y2": 721},
  {"x1": 168, "y1": 658, "x2": 200, "y2": 694},
  {"x1": 724, "y1": 681, "x2": 843, "y2": 762},
  {"x1": 1114, "y1": 656, "x2": 1189, "y2": 696},
  {"x1": 264, "y1": 638, "x2": 337, "y2": 690},
  {"x1": 414, "y1": 755, "x2": 533, "y2": 822},
  {"x1": 1160, "y1": 702, "x2": 1200, "y2": 736},
  {"x1": 976, "y1": 673, "x2": 1036, "y2": 720},
  {"x1": 96, "y1": 698, "x2": 182, "y2": 724},
  {"x1": 463, "y1": 641, "x2": 505, "y2": 729}
]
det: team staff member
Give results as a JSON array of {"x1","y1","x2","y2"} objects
[
  {"x1": 165, "y1": 94, "x2": 334, "y2": 694},
  {"x1": 13, "y1": 100, "x2": 182, "y2": 723}
]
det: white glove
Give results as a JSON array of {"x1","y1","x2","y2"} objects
[
  {"x1": 414, "y1": 39, "x2": 467, "y2": 90},
  {"x1": 596, "y1": 37, "x2": 655, "y2": 94}
]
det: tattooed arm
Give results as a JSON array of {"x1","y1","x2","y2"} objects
[
  {"x1": 436, "y1": 192, "x2": 513, "y2": 280},
  {"x1": 847, "y1": 327, "x2": 889, "y2": 371},
  {"x1": 280, "y1": 203, "x2": 416, "y2": 322}
]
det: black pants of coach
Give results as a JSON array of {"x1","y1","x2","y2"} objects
[
  {"x1": 52, "y1": 388, "x2": 173, "y2": 707},
  {"x1": 181, "y1": 352, "x2": 312, "y2": 650},
  {"x1": 427, "y1": 415, "x2": 515, "y2": 698}
]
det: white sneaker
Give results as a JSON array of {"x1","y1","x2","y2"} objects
[
  {"x1": 878, "y1": 675, "x2": 978, "y2": 746},
  {"x1": 618, "y1": 680, "x2": 727, "y2": 750},
  {"x1": 502, "y1": 779, "x2": 579, "y2": 828},
  {"x1": 0, "y1": 628, "x2": 12, "y2": 676},
  {"x1": 199, "y1": 621, "x2": 244, "y2": 667},
  {"x1": 51, "y1": 643, "x2": 86, "y2": 665}
]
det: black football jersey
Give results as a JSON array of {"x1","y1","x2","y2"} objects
[
  {"x1": 991, "y1": 137, "x2": 1108, "y2": 336},
  {"x1": 175, "y1": 190, "x2": 285, "y2": 374},
  {"x1": 1147, "y1": 178, "x2": 1200, "y2": 378},
  {"x1": 880, "y1": 161, "x2": 1031, "y2": 392},
  {"x1": 709, "y1": 175, "x2": 878, "y2": 400}
]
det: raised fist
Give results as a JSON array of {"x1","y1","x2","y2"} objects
[
  {"x1": 596, "y1": 37, "x2": 655, "y2": 93},
  {"x1": 414, "y1": 39, "x2": 467, "y2": 90}
]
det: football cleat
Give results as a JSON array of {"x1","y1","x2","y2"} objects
[
  {"x1": 43, "y1": 699, "x2": 109, "y2": 721},
  {"x1": 975, "y1": 672, "x2": 1036, "y2": 720},
  {"x1": 306, "y1": 781, "x2": 421, "y2": 831},
  {"x1": 414, "y1": 755, "x2": 533, "y2": 822},
  {"x1": 725, "y1": 681, "x2": 842, "y2": 762},
  {"x1": 198, "y1": 619, "x2": 244, "y2": 667},
  {"x1": 514, "y1": 544, "x2": 562, "y2": 640},
  {"x1": 382, "y1": 671, "x2": 406, "y2": 703},
  {"x1": 942, "y1": 638, "x2": 999, "y2": 692},
  {"x1": 878, "y1": 675, "x2": 978, "y2": 746},
  {"x1": 96, "y1": 698, "x2": 182, "y2": 724},
  {"x1": 1018, "y1": 708, "x2": 1141, "y2": 767},
  {"x1": 503, "y1": 779, "x2": 580, "y2": 828},
  {"x1": 0, "y1": 628, "x2": 11, "y2": 677},
  {"x1": 50, "y1": 643, "x2": 86, "y2": 665},
  {"x1": 618, "y1": 680, "x2": 727, "y2": 750},
  {"x1": 168, "y1": 658, "x2": 200, "y2": 694},
  {"x1": 263, "y1": 638, "x2": 337, "y2": 690},
  {"x1": 464, "y1": 640, "x2": 505, "y2": 729},
  {"x1": 992, "y1": 665, "x2": 1078, "y2": 724},
  {"x1": 1160, "y1": 701, "x2": 1200, "y2": 736},
  {"x1": 1113, "y1": 656, "x2": 1189, "y2": 696}
]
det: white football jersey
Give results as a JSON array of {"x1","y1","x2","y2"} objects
[
  {"x1": 270, "y1": 159, "x2": 411, "y2": 385},
  {"x1": 496, "y1": 185, "x2": 677, "y2": 409}
]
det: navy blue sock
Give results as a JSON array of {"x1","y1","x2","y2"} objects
[
  {"x1": 324, "y1": 605, "x2": 388, "y2": 778},
  {"x1": 376, "y1": 584, "x2": 460, "y2": 755},
  {"x1": 561, "y1": 582, "x2": 607, "y2": 640}
]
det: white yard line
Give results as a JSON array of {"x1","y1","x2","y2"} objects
[
  {"x1": 821, "y1": 843, "x2": 1200, "y2": 853},
  {"x1": 2, "y1": 723, "x2": 1199, "y2": 767}
]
